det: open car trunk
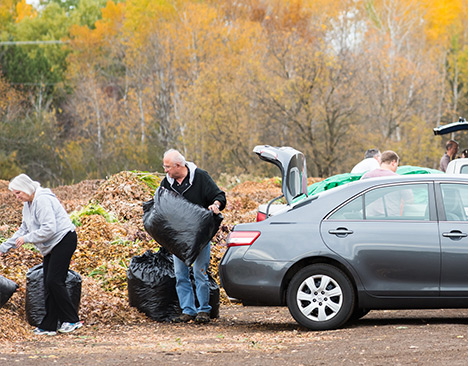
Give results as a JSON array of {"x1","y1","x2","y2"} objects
[
  {"x1": 253, "y1": 145, "x2": 308, "y2": 220},
  {"x1": 433, "y1": 117, "x2": 468, "y2": 135}
]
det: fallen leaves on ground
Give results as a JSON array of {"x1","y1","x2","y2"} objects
[{"x1": 0, "y1": 172, "x2": 308, "y2": 342}]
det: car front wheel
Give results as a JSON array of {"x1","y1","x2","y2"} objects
[{"x1": 286, "y1": 264, "x2": 355, "y2": 331}]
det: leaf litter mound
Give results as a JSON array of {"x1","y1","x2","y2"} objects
[{"x1": 0, "y1": 172, "x2": 299, "y2": 342}]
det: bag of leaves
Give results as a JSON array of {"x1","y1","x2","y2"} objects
[
  {"x1": 127, "y1": 248, "x2": 180, "y2": 322},
  {"x1": 208, "y1": 274, "x2": 220, "y2": 318},
  {"x1": 143, "y1": 187, "x2": 223, "y2": 266},
  {"x1": 25, "y1": 264, "x2": 82, "y2": 327},
  {"x1": 0, "y1": 275, "x2": 18, "y2": 308}
]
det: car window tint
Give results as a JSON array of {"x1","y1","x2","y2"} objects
[
  {"x1": 461, "y1": 165, "x2": 468, "y2": 174},
  {"x1": 329, "y1": 196, "x2": 363, "y2": 220},
  {"x1": 288, "y1": 166, "x2": 301, "y2": 198},
  {"x1": 364, "y1": 184, "x2": 429, "y2": 221},
  {"x1": 441, "y1": 184, "x2": 468, "y2": 221}
]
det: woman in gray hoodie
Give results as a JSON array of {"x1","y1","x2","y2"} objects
[{"x1": 0, "y1": 174, "x2": 82, "y2": 336}]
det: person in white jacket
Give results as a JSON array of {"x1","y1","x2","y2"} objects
[
  {"x1": 0, "y1": 174, "x2": 82, "y2": 336},
  {"x1": 351, "y1": 148, "x2": 381, "y2": 174}
]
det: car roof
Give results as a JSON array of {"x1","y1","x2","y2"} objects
[
  {"x1": 286, "y1": 174, "x2": 468, "y2": 219},
  {"x1": 315, "y1": 173, "x2": 468, "y2": 197},
  {"x1": 342, "y1": 173, "x2": 468, "y2": 190}
]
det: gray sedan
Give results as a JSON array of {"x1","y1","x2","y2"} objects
[{"x1": 219, "y1": 152, "x2": 468, "y2": 330}]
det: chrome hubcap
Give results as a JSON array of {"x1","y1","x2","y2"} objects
[{"x1": 296, "y1": 274, "x2": 343, "y2": 322}]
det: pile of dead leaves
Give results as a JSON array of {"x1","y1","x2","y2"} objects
[
  {"x1": 92, "y1": 171, "x2": 163, "y2": 229},
  {"x1": 0, "y1": 171, "x2": 295, "y2": 341},
  {"x1": 0, "y1": 180, "x2": 22, "y2": 227}
]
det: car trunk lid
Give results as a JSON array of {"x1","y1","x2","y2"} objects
[{"x1": 253, "y1": 145, "x2": 308, "y2": 205}]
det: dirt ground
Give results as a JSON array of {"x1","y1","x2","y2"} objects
[
  {"x1": 2, "y1": 305, "x2": 468, "y2": 365},
  {"x1": 2, "y1": 174, "x2": 468, "y2": 365}
]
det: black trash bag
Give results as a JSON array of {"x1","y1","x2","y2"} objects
[
  {"x1": 143, "y1": 187, "x2": 223, "y2": 266},
  {"x1": 207, "y1": 274, "x2": 220, "y2": 319},
  {"x1": 190, "y1": 269, "x2": 220, "y2": 319},
  {"x1": 127, "y1": 249, "x2": 220, "y2": 321},
  {"x1": 0, "y1": 275, "x2": 18, "y2": 308},
  {"x1": 25, "y1": 264, "x2": 82, "y2": 327},
  {"x1": 127, "y1": 248, "x2": 180, "y2": 322}
]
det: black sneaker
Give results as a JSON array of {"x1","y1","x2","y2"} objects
[
  {"x1": 195, "y1": 312, "x2": 210, "y2": 324},
  {"x1": 172, "y1": 313, "x2": 196, "y2": 323}
]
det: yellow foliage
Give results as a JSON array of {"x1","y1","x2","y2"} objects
[
  {"x1": 60, "y1": 0, "x2": 468, "y2": 179},
  {"x1": 69, "y1": 0, "x2": 125, "y2": 56},
  {"x1": 422, "y1": 0, "x2": 466, "y2": 44},
  {"x1": 0, "y1": 74, "x2": 25, "y2": 121},
  {"x1": 0, "y1": 0, "x2": 16, "y2": 30},
  {"x1": 389, "y1": 116, "x2": 442, "y2": 170},
  {"x1": 15, "y1": 0, "x2": 36, "y2": 23}
]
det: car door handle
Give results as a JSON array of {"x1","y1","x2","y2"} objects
[
  {"x1": 328, "y1": 228, "x2": 354, "y2": 235},
  {"x1": 442, "y1": 231, "x2": 468, "y2": 238}
]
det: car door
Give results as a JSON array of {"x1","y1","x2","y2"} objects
[
  {"x1": 438, "y1": 182, "x2": 468, "y2": 295},
  {"x1": 320, "y1": 182, "x2": 441, "y2": 296}
]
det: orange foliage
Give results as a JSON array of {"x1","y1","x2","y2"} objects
[
  {"x1": 15, "y1": 0, "x2": 36, "y2": 23},
  {"x1": 422, "y1": 0, "x2": 466, "y2": 44}
]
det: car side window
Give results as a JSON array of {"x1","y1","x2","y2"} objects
[
  {"x1": 364, "y1": 184, "x2": 429, "y2": 221},
  {"x1": 329, "y1": 196, "x2": 364, "y2": 220},
  {"x1": 441, "y1": 184, "x2": 468, "y2": 221},
  {"x1": 329, "y1": 184, "x2": 430, "y2": 221}
]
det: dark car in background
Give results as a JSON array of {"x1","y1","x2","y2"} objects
[{"x1": 219, "y1": 146, "x2": 468, "y2": 330}]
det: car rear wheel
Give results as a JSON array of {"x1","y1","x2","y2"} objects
[{"x1": 286, "y1": 264, "x2": 355, "y2": 330}]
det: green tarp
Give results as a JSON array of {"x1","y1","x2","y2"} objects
[{"x1": 292, "y1": 165, "x2": 443, "y2": 203}]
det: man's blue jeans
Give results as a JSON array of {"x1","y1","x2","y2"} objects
[{"x1": 173, "y1": 243, "x2": 212, "y2": 316}]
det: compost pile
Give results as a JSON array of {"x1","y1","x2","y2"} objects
[{"x1": 0, "y1": 172, "x2": 291, "y2": 341}]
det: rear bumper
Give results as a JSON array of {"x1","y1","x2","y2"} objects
[{"x1": 219, "y1": 246, "x2": 288, "y2": 305}]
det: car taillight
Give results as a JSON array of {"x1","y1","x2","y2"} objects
[
  {"x1": 227, "y1": 231, "x2": 261, "y2": 247},
  {"x1": 256, "y1": 211, "x2": 266, "y2": 222}
]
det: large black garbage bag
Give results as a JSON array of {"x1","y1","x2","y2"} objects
[
  {"x1": 25, "y1": 264, "x2": 82, "y2": 327},
  {"x1": 127, "y1": 249, "x2": 220, "y2": 321},
  {"x1": 143, "y1": 187, "x2": 223, "y2": 266},
  {"x1": 0, "y1": 275, "x2": 18, "y2": 308},
  {"x1": 127, "y1": 248, "x2": 180, "y2": 322}
]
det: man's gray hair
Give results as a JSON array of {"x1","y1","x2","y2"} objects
[
  {"x1": 364, "y1": 148, "x2": 380, "y2": 159},
  {"x1": 164, "y1": 149, "x2": 186, "y2": 165}
]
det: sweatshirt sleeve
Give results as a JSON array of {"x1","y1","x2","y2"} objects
[
  {"x1": 22, "y1": 196, "x2": 56, "y2": 245},
  {"x1": 202, "y1": 171, "x2": 226, "y2": 210},
  {"x1": 0, "y1": 221, "x2": 28, "y2": 254}
]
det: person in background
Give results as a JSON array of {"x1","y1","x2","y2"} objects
[
  {"x1": 351, "y1": 148, "x2": 381, "y2": 174},
  {"x1": 361, "y1": 150, "x2": 400, "y2": 179},
  {"x1": 461, "y1": 149, "x2": 468, "y2": 158},
  {"x1": 440, "y1": 140, "x2": 459, "y2": 172},
  {"x1": 361, "y1": 151, "x2": 413, "y2": 216},
  {"x1": 0, "y1": 174, "x2": 81, "y2": 336},
  {"x1": 160, "y1": 149, "x2": 226, "y2": 324}
]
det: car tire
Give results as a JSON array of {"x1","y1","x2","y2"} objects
[{"x1": 286, "y1": 264, "x2": 355, "y2": 331}]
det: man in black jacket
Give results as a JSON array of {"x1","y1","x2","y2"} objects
[{"x1": 160, "y1": 149, "x2": 226, "y2": 324}]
